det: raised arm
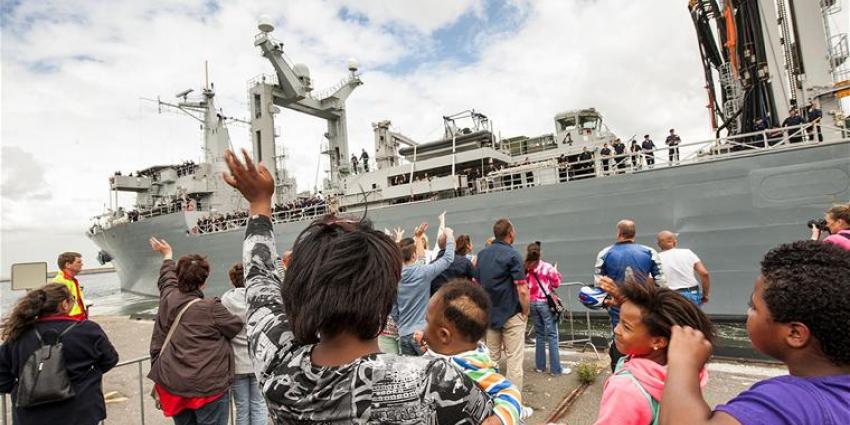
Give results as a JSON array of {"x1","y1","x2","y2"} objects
[
  {"x1": 545, "y1": 262, "x2": 562, "y2": 289},
  {"x1": 422, "y1": 228, "x2": 456, "y2": 281},
  {"x1": 414, "y1": 222, "x2": 429, "y2": 260},
  {"x1": 223, "y1": 149, "x2": 294, "y2": 375},
  {"x1": 149, "y1": 237, "x2": 177, "y2": 296},
  {"x1": 660, "y1": 326, "x2": 740, "y2": 425}
]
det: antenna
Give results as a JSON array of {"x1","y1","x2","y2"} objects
[
  {"x1": 204, "y1": 61, "x2": 209, "y2": 90},
  {"x1": 175, "y1": 89, "x2": 194, "y2": 99}
]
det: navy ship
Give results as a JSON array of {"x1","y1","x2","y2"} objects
[{"x1": 89, "y1": 1, "x2": 850, "y2": 319}]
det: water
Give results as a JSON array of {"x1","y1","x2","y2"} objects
[{"x1": 1, "y1": 271, "x2": 159, "y2": 317}]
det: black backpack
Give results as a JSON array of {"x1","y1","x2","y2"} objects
[{"x1": 16, "y1": 322, "x2": 78, "y2": 408}]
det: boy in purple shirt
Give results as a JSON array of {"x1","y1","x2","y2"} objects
[{"x1": 659, "y1": 241, "x2": 850, "y2": 425}]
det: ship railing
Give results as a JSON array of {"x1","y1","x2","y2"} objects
[
  {"x1": 90, "y1": 202, "x2": 201, "y2": 234},
  {"x1": 0, "y1": 355, "x2": 245, "y2": 425},
  {"x1": 140, "y1": 203, "x2": 185, "y2": 219},
  {"x1": 476, "y1": 122, "x2": 846, "y2": 193},
  {"x1": 247, "y1": 73, "x2": 278, "y2": 89},
  {"x1": 194, "y1": 204, "x2": 328, "y2": 234},
  {"x1": 271, "y1": 203, "x2": 328, "y2": 224}
]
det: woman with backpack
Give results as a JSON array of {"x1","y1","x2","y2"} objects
[
  {"x1": 0, "y1": 283, "x2": 119, "y2": 425},
  {"x1": 148, "y1": 237, "x2": 243, "y2": 425},
  {"x1": 525, "y1": 241, "x2": 564, "y2": 376}
]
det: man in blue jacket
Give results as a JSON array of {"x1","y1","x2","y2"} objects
[
  {"x1": 474, "y1": 218, "x2": 529, "y2": 390},
  {"x1": 594, "y1": 219, "x2": 665, "y2": 370}
]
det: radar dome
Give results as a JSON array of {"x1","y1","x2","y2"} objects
[
  {"x1": 257, "y1": 15, "x2": 274, "y2": 33},
  {"x1": 347, "y1": 58, "x2": 359, "y2": 72},
  {"x1": 293, "y1": 63, "x2": 310, "y2": 78}
]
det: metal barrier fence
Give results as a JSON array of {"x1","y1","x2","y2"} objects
[
  {"x1": 0, "y1": 355, "x2": 240, "y2": 425},
  {"x1": 556, "y1": 282, "x2": 600, "y2": 358}
]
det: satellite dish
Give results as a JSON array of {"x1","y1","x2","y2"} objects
[
  {"x1": 258, "y1": 15, "x2": 274, "y2": 33},
  {"x1": 347, "y1": 58, "x2": 359, "y2": 72}
]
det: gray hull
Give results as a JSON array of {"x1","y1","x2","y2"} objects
[{"x1": 90, "y1": 140, "x2": 850, "y2": 318}]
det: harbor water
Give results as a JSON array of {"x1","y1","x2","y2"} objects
[{"x1": 0, "y1": 271, "x2": 158, "y2": 317}]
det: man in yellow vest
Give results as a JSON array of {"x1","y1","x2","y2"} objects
[{"x1": 52, "y1": 251, "x2": 88, "y2": 320}]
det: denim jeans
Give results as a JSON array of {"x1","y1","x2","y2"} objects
[
  {"x1": 399, "y1": 333, "x2": 423, "y2": 356},
  {"x1": 173, "y1": 391, "x2": 230, "y2": 425},
  {"x1": 530, "y1": 301, "x2": 562, "y2": 374},
  {"x1": 676, "y1": 286, "x2": 702, "y2": 306},
  {"x1": 231, "y1": 374, "x2": 268, "y2": 425}
]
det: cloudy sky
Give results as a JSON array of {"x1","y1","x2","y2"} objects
[{"x1": 2, "y1": 0, "x2": 847, "y2": 274}]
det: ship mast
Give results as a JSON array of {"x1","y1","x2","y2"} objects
[
  {"x1": 249, "y1": 16, "x2": 362, "y2": 202},
  {"x1": 155, "y1": 66, "x2": 242, "y2": 165}
]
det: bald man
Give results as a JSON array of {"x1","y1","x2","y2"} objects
[
  {"x1": 594, "y1": 219, "x2": 665, "y2": 370},
  {"x1": 656, "y1": 231, "x2": 711, "y2": 306}
]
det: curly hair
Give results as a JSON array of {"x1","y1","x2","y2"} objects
[
  {"x1": 283, "y1": 214, "x2": 402, "y2": 344},
  {"x1": 760, "y1": 240, "x2": 850, "y2": 365},
  {"x1": 437, "y1": 279, "x2": 491, "y2": 343},
  {"x1": 619, "y1": 279, "x2": 715, "y2": 344},
  {"x1": 1, "y1": 283, "x2": 72, "y2": 341}
]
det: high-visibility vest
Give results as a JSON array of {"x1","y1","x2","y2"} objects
[{"x1": 52, "y1": 272, "x2": 87, "y2": 320}]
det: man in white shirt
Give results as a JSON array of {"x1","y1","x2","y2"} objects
[{"x1": 656, "y1": 230, "x2": 711, "y2": 306}]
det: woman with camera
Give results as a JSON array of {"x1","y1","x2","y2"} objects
[{"x1": 810, "y1": 203, "x2": 850, "y2": 250}]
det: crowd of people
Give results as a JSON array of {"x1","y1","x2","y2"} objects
[
  {"x1": 113, "y1": 160, "x2": 199, "y2": 181},
  {"x1": 192, "y1": 196, "x2": 327, "y2": 234},
  {"x1": 1, "y1": 148, "x2": 848, "y2": 425},
  {"x1": 175, "y1": 160, "x2": 199, "y2": 177}
]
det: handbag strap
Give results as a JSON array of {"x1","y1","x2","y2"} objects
[
  {"x1": 531, "y1": 271, "x2": 552, "y2": 297},
  {"x1": 160, "y1": 299, "x2": 201, "y2": 355}
]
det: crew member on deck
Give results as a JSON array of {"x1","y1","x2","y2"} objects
[
  {"x1": 350, "y1": 154, "x2": 359, "y2": 174},
  {"x1": 782, "y1": 108, "x2": 804, "y2": 143},
  {"x1": 361, "y1": 149, "x2": 370, "y2": 173}
]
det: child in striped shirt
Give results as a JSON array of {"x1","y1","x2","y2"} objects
[{"x1": 422, "y1": 279, "x2": 528, "y2": 425}]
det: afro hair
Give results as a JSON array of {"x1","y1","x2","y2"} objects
[{"x1": 760, "y1": 240, "x2": 850, "y2": 365}]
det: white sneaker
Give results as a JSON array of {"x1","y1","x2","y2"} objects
[{"x1": 521, "y1": 406, "x2": 534, "y2": 419}]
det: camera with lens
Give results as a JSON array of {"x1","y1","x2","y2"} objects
[{"x1": 807, "y1": 218, "x2": 829, "y2": 232}]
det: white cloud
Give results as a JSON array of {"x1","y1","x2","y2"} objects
[
  {"x1": 2, "y1": 0, "x2": 773, "y2": 270},
  {"x1": 1, "y1": 147, "x2": 51, "y2": 201}
]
